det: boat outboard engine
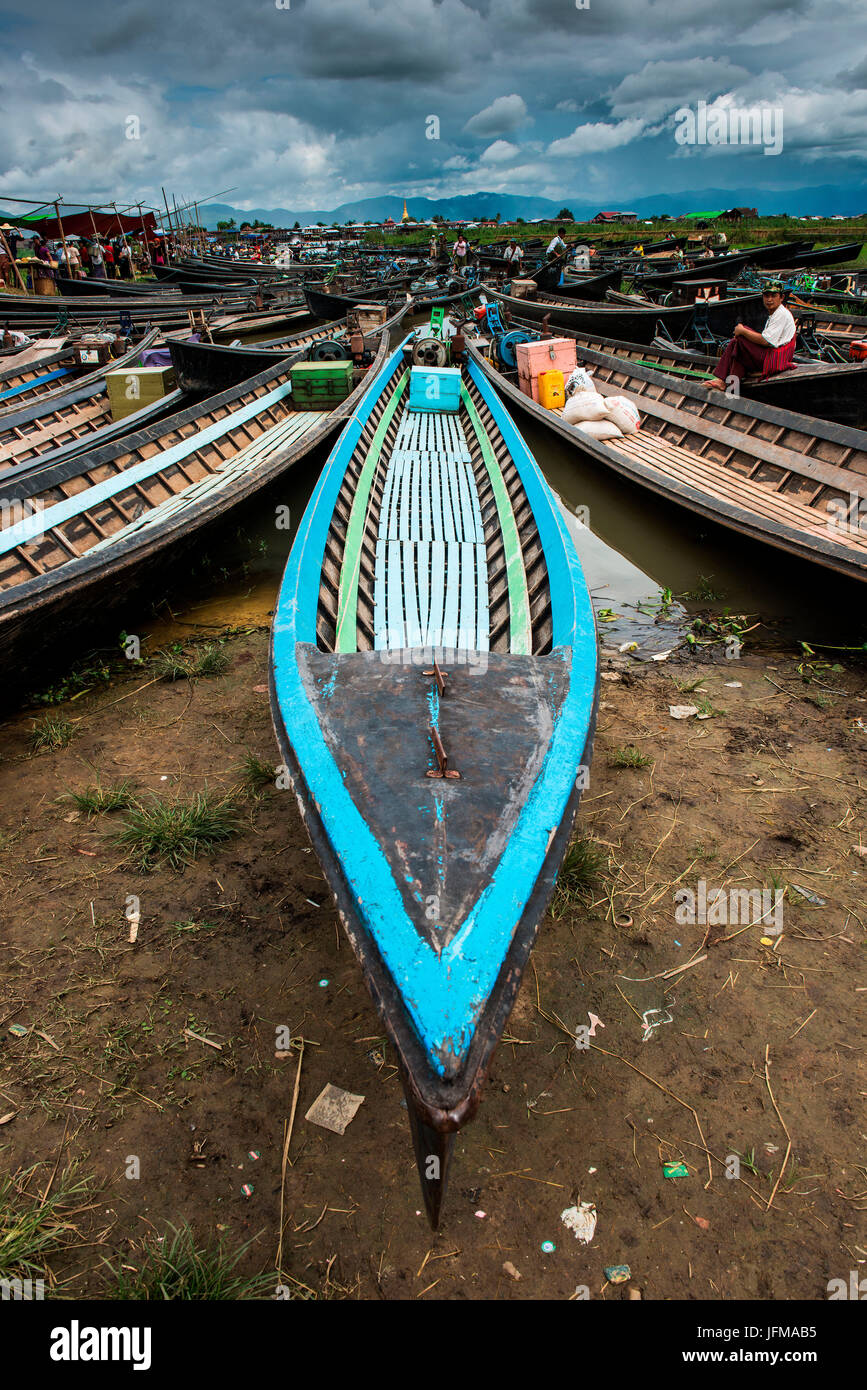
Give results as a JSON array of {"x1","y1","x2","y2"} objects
[
  {"x1": 496, "y1": 329, "x2": 534, "y2": 369},
  {"x1": 308, "y1": 339, "x2": 351, "y2": 361},
  {"x1": 412, "y1": 337, "x2": 449, "y2": 367}
]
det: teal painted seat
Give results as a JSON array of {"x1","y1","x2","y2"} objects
[{"x1": 373, "y1": 412, "x2": 488, "y2": 651}]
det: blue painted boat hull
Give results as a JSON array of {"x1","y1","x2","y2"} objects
[{"x1": 269, "y1": 337, "x2": 599, "y2": 1221}]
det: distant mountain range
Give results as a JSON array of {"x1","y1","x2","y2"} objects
[{"x1": 200, "y1": 186, "x2": 867, "y2": 228}]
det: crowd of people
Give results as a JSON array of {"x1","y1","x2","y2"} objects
[{"x1": 0, "y1": 224, "x2": 175, "y2": 289}]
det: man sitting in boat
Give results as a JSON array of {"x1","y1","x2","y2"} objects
[{"x1": 706, "y1": 283, "x2": 797, "y2": 391}]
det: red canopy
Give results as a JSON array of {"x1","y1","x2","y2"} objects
[{"x1": 27, "y1": 208, "x2": 159, "y2": 239}]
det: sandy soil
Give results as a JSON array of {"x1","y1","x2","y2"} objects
[{"x1": 0, "y1": 624, "x2": 864, "y2": 1300}]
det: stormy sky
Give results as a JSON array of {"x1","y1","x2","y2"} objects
[{"x1": 1, "y1": 0, "x2": 865, "y2": 216}]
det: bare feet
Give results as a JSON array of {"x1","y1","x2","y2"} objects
[{"x1": 705, "y1": 377, "x2": 726, "y2": 391}]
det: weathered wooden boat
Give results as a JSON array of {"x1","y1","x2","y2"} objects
[
  {"x1": 781, "y1": 241, "x2": 864, "y2": 270},
  {"x1": 635, "y1": 242, "x2": 813, "y2": 292},
  {"x1": 528, "y1": 263, "x2": 623, "y2": 300},
  {"x1": 0, "y1": 330, "x2": 161, "y2": 417},
  {"x1": 169, "y1": 302, "x2": 411, "y2": 395},
  {"x1": 492, "y1": 309, "x2": 867, "y2": 430},
  {"x1": 0, "y1": 373, "x2": 185, "y2": 469},
  {"x1": 0, "y1": 330, "x2": 391, "y2": 703},
  {"x1": 304, "y1": 281, "x2": 476, "y2": 321},
  {"x1": 487, "y1": 284, "x2": 767, "y2": 343},
  {"x1": 268, "y1": 336, "x2": 598, "y2": 1224},
  {"x1": 468, "y1": 325, "x2": 867, "y2": 582}
]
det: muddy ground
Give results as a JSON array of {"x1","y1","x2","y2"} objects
[{"x1": 0, "y1": 620, "x2": 864, "y2": 1301}]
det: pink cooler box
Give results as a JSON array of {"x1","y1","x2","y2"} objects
[{"x1": 516, "y1": 338, "x2": 578, "y2": 403}]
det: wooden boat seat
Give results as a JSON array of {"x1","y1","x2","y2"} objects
[
  {"x1": 85, "y1": 409, "x2": 322, "y2": 554},
  {"x1": 373, "y1": 409, "x2": 489, "y2": 650},
  {"x1": 0, "y1": 380, "x2": 301, "y2": 572},
  {"x1": 612, "y1": 428, "x2": 867, "y2": 555}
]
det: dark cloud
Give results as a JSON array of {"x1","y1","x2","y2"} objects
[{"x1": 0, "y1": 0, "x2": 863, "y2": 212}]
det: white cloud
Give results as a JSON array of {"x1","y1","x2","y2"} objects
[
  {"x1": 555, "y1": 99, "x2": 579, "y2": 112},
  {"x1": 548, "y1": 117, "x2": 649, "y2": 156},
  {"x1": 479, "y1": 139, "x2": 521, "y2": 164},
  {"x1": 464, "y1": 94, "x2": 529, "y2": 138}
]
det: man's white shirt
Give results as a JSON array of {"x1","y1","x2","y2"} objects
[{"x1": 762, "y1": 304, "x2": 796, "y2": 348}]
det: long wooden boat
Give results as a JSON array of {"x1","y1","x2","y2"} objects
[
  {"x1": 528, "y1": 264, "x2": 623, "y2": 300},
  {"x1": 487, "y1": 284, "x2": 767, "y2": 342},
  {"x1": 304, "y1": 281, "x2": 476, "y2": 321},
  {"x1": 0, "y1": 330, "x2": 161, "y2": 417},
  {"x1": 0, "y1": 329, "x2": 391, "y2": 704},
  {"x1": 635, "y1": 242, "x2": 813, "y2": 292},
  {"x1": 268, "y1": 337, "x2": 598, "y2": 1224},
  {"x1": 169, "y1": 302, "x2": 411, "y2": 395},
  {"x1": 0, "y1": 374, "x2": 185, "y2": 469},
  {"x1": 497, "y1": 309, "x2": 867, "y2": 431},
  {"x1": 467, "y1": 330, "x2": 867, "y2": 582}
]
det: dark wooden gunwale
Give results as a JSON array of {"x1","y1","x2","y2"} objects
[{"x1": 467, "y1": 339, "x2": 867, "y2": 582}]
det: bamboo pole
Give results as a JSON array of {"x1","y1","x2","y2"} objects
[
  {"x1": 111, "y1": 201, "x2": 137, "y2": 281},
  {"x1": 0, "y1": 226, "x2": 30, "y2": 295},
  {"x1": 53, "y1": 202, "x2": 72, "y2": 283},
  {"x1": 137, "y1": 203, "x2": 151, "y2": 272}
]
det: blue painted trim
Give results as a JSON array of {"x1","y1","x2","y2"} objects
[
  {"x1": 0, "y1": 378, "x2": 296, "y2": 556},
  {"x1": 0, "y1": 367, "x2": 70, "y2": 402},
  {"x1": 272, "y1": 343, "x2": 597, "y2": 1075}
]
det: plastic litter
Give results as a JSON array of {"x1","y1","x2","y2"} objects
[
  {"x1": 241, "y1": 1183, "x2": 254, "y2": 1197},
  {"x1": 669, "y1": 704, "x2": 698, "y2": 720},
  {"x1": 561, "y1": 1202, "x2": 597, "y2": 1244},
  {"x1": 791, "y1": 884, "x2": 826, "y2": 906},
  {"x1": 503, "y1": 1261, "x2": 521, "y2": 1280},
  {"x1": 305, "y1": 1083, "x2": 365, "y2": 1135},
  {"x1": 604, "y1": 1264, "x2": 631, "y2": 1284},
  {"x1": 662, "y1": 1161, "x2": 689, "y2": 1179},
  {"x1": 541, "y1": 1240, "x2": 556, "y2": 1254}
]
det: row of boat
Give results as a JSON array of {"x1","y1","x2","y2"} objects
[{"x1": 1, "y1": 234, "x2": 865, "y2": 1223}]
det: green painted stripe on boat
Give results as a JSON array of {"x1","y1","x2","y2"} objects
[
  {"x1": 335, "y1": 369, "x2": 408, "y2": 653},
  {"x1": 460, "y1": 383, "x2": 531, "y2": 655}
]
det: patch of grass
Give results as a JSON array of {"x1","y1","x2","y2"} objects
[
  {"x1": 694, "y1": 694, "x2": 725, "y2": 719},
  {"x1": 608, "y1": 745, "x2": 653, "y2": 769},
  {"x1": 192, "y1": 644, "x2": 230, "y2": 678},
  {"x1": 736, "y1": 1148, "x2": 762, "y2": 1178},
  {"x1": 65, "y1": 778, "x2": 136, "y2": 816},
  {"x1": 152, "y1": 650, "x2": 192, "y2": 682},
  {"x1": 103, "y1": 1223, "x2": 275, "y2": 1300},
  {"x1": 554, "y1": 836, "x2": 605, "y2": 907},
  {"x1": 0, "y1": 1163, "x2": 94, "y2": 1282},
  {"x1": 116, "y1": 791, "x2": 241, "y2": 872},
  {"x1": 29, "y1": 715, "x2": 75, "y2": 753},
  {"x1": 671, "y1": 675, "x2": 706, "y2": 694},
  {"x1": 682, "y1": 575, "x2": 722, "y2": 602},
  {"x1": 239, "y1": 751, "x2": 274, "y2": 798}
]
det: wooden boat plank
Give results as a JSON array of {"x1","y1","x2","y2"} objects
[
  {"x1": 614, "y1": 430, "x2": 867, "y2": 551},
  {"x1": 403, "y1": 541, "x2": 423, "y2": 647},
  {"x1": 386, "y1": 537, "x2": 405, "y2": 649},
  {"x1": 475, "y1": 541, "x2": 490, "y2": 651},
  {"x1": 458, "y1": 540, "x2": 477, "y2": 650},
  {"x1": 426, "y1": 539, "x2": 446, "y2": 646},
  {"x1": 440, "y1": 538, "x2": 461, "y2": 647},
  {"x1": 461, "y1": 385, "x2": 532, "y2": 653}
]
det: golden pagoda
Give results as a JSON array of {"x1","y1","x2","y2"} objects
[{"x1": 401, "y1": 200, "x2": 411, "y2": 224}]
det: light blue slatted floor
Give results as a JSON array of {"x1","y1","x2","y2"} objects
[{"x1": 373, "y1": 408, "x2": 488, "y2": 651}]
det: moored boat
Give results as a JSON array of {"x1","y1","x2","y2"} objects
[
  {"x1": 268, "y1": 334, "x2": 599, "y2": 1224},
  {"x1": 0, "y1": 330, "x2": 392, "y2": 703},
  {"x1": 467, "y1": 317, "x2": 867, "y2": 582}
]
